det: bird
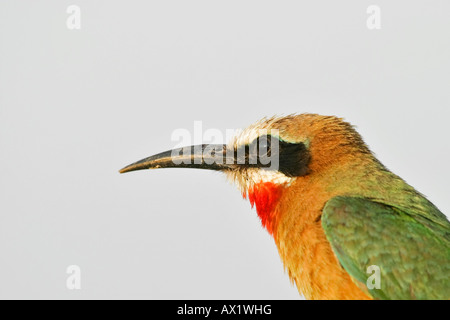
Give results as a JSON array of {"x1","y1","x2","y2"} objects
[{"x1": 119, "y1": 113, "x2": 450, "y2": 300}]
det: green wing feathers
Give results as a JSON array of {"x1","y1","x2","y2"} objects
[{"x1": 322, "y1": 196, "x2": 450, "y2": 300}]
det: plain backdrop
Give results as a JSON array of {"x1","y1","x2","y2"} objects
[{"x1": 0, "y1": 1, "x2": 449, "y2": 299}]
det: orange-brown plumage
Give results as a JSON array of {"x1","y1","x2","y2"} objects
[
  {"x1": 246, "y1": 114, "x2": 374, "y2": 299},
  {"x1": 120, "y1": 113, "x2": 450, "y2": 300},
  {"x1": 274, "y1": 175, "x2": 372, "y2": 300}
]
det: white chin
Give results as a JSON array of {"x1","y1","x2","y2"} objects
[{"x1": 225, "y1": 168, "x2": 295, "y2": 193}]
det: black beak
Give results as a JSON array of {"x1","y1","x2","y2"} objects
[{"x1": 119, "y1": 144, "x2": 233, "y2": 174}]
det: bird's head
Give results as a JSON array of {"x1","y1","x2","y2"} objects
[{"x1": 120, "y1": 113, "x2": 371, "y2": 234}]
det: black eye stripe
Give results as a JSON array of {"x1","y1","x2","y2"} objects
[
  {"x1": 235, "y1": 135, "x2": 310, "y2": 177},
  {"x1": 278, "y1": 139, "x2": 310, "y2": 177}
]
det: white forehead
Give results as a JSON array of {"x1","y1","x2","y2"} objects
[{"x1": 230, "y1": 117, "x2": 282, "y2": 147}]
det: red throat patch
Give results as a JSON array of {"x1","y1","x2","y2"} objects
[{"x1": 243, "y1": 182, "x2": 285, "y2": 237}]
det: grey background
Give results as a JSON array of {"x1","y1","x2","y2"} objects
[{"x1": 1, "y1": 1, "x2": 449, "y2": 299}]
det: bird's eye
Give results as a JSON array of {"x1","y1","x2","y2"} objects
[{"x1": 258, "y1": 135, "x2": 271, "y2": 151}]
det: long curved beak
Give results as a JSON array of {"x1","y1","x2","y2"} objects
[{"x1": 119, "y1": 144, "x2": 233, "y2": 174}]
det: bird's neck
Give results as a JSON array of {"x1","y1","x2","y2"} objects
[{"x1": 244, "y1": 182, "x2": 285, "y2": 237}]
